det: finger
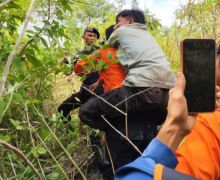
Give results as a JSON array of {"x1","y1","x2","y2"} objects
[
  {"x1": 216, "y1": 91, "x2": 220, "y2": 99},
  {"x1": 187, "y1": 115, "x2": 197, "y2": 131},
  {"x1": 89, "y1": 86, "x2": 93, "y2": 91},
  {"x1": 174, "y1": 72, "x2": 186, "y2": 94}
]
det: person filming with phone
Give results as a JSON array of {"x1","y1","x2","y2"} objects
[{"x1": 175, "y1": 44, "x2": 220, "y2": 180}]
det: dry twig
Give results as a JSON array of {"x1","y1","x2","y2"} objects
[
  {"x1": 0, "y1": 140, "x2": 42, "y2": 179},
  {"x1": 0, "y1": 0, "x2": 36, "y2": 97},
  {"x1": 101, "y1": 115, "x2": 142, "y2": 155},
  {"x1": 0, "y1": 0, "x2": 13, "y2": 8}
]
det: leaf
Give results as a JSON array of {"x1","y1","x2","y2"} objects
[
  {"x1": 111, "y1": 58, "x2": 119, "y2": 64},
  {"x1": 66, "y1": 142, "x2": 75, "y2": 151},
  {"x1": 25, "y1": 98, "x2": 40, "y2": 105},
  {"x1": 6, "y1": 2, "x2": 21, "y2": 9},
  {"x1": 0, "y1": 135, "x2": 11, "y2": 142},
  {"x1": 94, "y1": 51, "x2": 101, "y2": 57},
  {"x1": 40, "y1": 37, "x2": 49, "y2": 48},
  {"x1": 102, "y1": 44, "x2": 111, "y2": 49},
  {"x1": 79, "y1": 54, "x2": 88, "y2": 61},
  {"x1": 58, "y1": 28, "x2": 65, "y2": 37},
  {"x1": 37, "y1": 147, "x2": 47, "y2": 154},
  {"x1": 10, "y1": 119, "x2": 24, "y2": 130},
  {"x1": 26, "y1": 30, "x2": 35, "y2": 35},
  {"x1": 0, "y1": 99, "x2": 5, "y2": 117},
  {"x1": 47, "y1": 172, "x2": 59, "y2": 180},
  {"x1": 43, "y1": 20, "x2": 50, "y2": 25},
  {"x1": 32, "y1": 147, "x2": 47, "y2": 156},
  {"x1": 80, "y1": 75, "x2": 86, "y2": 82},
  {"x1": 96, "y1": 61, "x2": 109, "y2": 71},
  {"x1": 107, "y1": 51, "x2": 112, "y2": 59},
  {"x1": 25, "y1": 61, "x2": 33, "y2": 69},
  {"x1": 87, "y1": 58, "x2": 96, "y2": 69},
  {"x1": 26, "y1": 53, "x2": 43, "y2": 67},
  {"x1": 50, "y1": 113, "x2": 58, "y2": 122},
  {"x1": 39, "y1": 129, "x2": 51, "y2": 139},
  {"x1": 13, "y1": 93, "x2": 24, "y2": 103},
  {"x1": 33, "y1": 36, "x2": 40, "y2": 43}
]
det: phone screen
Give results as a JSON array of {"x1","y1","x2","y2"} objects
[{"x1": 182, "y1": 39, "x2": 216, "y2": 112}]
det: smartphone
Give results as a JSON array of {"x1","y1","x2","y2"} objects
[{"x1": 181, "y1": 39, "x2": 216, "y2": 113}]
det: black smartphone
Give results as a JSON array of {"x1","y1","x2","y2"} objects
[{"x1": 181, "y1": 39, "x2": 216, "y2": 113}]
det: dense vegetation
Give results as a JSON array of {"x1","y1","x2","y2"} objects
[{"x1": 0, "y1": 0, "x2": 219, "y2": 179}]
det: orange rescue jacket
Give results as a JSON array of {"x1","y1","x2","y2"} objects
[
  {"x1": 74, "y1": 48, "x2": 125, "y2": 92},
  {"x1": 175, "y1": 110, "x2": 220, "y2": 180}
]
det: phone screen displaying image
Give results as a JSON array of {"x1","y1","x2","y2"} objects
[{"x1": 181, "y1": 39, "x2": 216, "y2": 112}]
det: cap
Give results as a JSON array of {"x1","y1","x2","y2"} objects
[{"x1": 84, "y1": 27, "x2": 100, "y2": 39}]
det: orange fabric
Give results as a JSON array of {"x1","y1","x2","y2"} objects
[
  {"x1": 74, "y1": 60, "x2": 87, "y2": 76},
  {"x1": 97, "y1": 48, "x2": 125, "y2": 92},
  {"x1": 74, "y1": 48, "x2": 125, "y2": 92},
  {"x1": 175, "y1": 111, "x2": 220, "y2": 180},
  {"x1": 154, "y1": 164, "x2": 163, "y2": 180}
]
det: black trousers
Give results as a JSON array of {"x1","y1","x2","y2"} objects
[
  {"x1": 58, "y1": 83, "x2": 103, "y2": 121},
  {"x1": 79, "y1": 86, "x2": 169, "y2": 130},
  {"x1": 79, "y1": 86, "x2": 169, "y2": 179},
  {"x1": 102, "y1": 112, "x2": 158, "y2": 179}
]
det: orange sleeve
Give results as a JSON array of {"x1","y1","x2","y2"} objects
[
  {"x1": 175, "y1": 112, "x2": 220, "y2": 180},
  {"x1": 154, "y1": 164, "x2": 163, "y2": 180},
  {"x1": 74, "y1": 59, "x2": 87, "y2": 76}
]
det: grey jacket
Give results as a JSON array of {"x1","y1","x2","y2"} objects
[{"x1": 108, "y1": 23, "x2": 174, "y2": 89}]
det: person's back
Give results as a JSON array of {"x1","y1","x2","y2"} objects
[{"x1": 109, "y1": 23, "x2": 174, "y2": 88}]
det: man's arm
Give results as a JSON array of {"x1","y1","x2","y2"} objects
[
  {"x1": 74, "y1": 59, "x2": 88, "y2": 76},
  {"x1": 157, "y1": 72, "x2": 195, "y2": 152}
]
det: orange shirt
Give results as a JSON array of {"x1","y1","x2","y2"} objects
[
  {"x1": 74, "y1": 48, "x2": 125, "y2": 92},
  {"x1": 74, "y1": 60, "x2": 87, "y2": 76},
  {"x1": 175, "y1": 111, "x2": 220, "y2": 180}
]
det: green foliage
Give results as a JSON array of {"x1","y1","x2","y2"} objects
[
  {"x1": 157, "y1": 0, "x2": 220, "y2": 71},
  {"x1": 0, "y1": 0, "x2": 125, "y2": 178}
]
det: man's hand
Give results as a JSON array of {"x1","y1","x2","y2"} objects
[
  {"x1": 157, "y1": 72, "x2": 196, "y2": 152},
  {"x1": 89, "y1": 80, "x2": 101, "y2": 92}
]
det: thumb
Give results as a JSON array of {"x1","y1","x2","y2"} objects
[{"x1": 175, "y1": 72, "x2": 186, "y2": 94}]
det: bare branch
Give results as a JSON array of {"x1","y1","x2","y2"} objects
[
  {"x1": 81, "y1": 86, "x2": 126, "y2": 116},
  {"x1": 0, "y1": 140, "x2": 42, "y2": 179},
  {"x1": 0, "y1": 0, "x2": 36, "y2": 97},
  {"x1": 101, "y1": 115, "x2": 142, "y2": 155},
  {"x1": 104, "y1": 139, "x2": 115, "y2": 174},
  {"x1": 33, "y1": 105, "x2": 86, "y2": 180},
  {"x1": 0, "y1": 0, "x2": 13, "y2": 8},
  {"x1": 8, "y1": 154, "x2": 17, "y2": 178},
  {"x1": 24, "y1": 108, "x2": 69, "y2": 180},
  {"x1": 24, "y1": 104, "x2": 46, "y2": 179},
  {"x1": 125, "y1": 98, "x2": 128, "y2": 137}
]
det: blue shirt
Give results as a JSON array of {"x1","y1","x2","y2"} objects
[{"x1": 115, "y1": 138, "x2": 178, "y2": 180}]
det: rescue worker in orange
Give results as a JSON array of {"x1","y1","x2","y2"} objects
[
  {"x1": 175, "y1": 45, "x2": 220, "y2": 180},
  {"x1": 74, "y1": 25, "x2": 125, "y2": 93}
]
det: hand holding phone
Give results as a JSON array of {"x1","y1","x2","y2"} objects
[{"x1": 181, "y1": 39, "x2": 216, "y2": 113}]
